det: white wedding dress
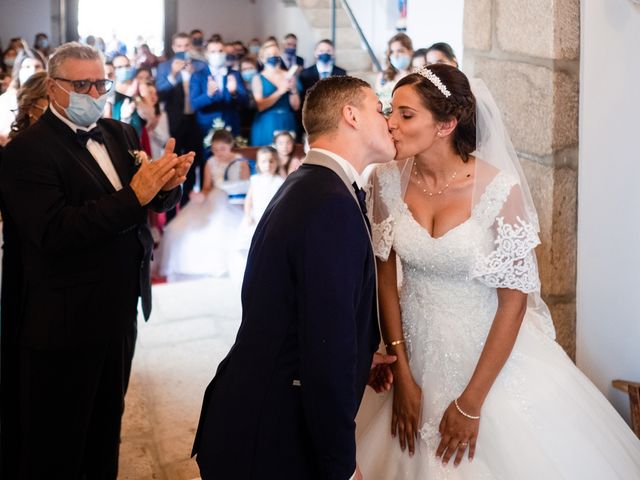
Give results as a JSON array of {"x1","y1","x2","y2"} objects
[
  {"x1": 156, "y1": 157, "x2": 244, "y2": 279},
  {"x1": 356, "y1": 161, "x2": 640, "y2": 479}
]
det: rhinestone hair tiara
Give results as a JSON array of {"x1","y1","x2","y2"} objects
[{"x1": 414, "y1": 66, "x2": 451, "y2": 98}]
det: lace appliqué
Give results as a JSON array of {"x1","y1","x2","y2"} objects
[
  {"x1": 473, "y1": 216, "x2": 541, "y2": 293},
  {"x1": 371, "y1": 216, "x2": 394, "y2": 261}
]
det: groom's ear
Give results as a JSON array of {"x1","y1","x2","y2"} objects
[{"x1": 342, "y1": 104, "x2": 359, "y2": 130}]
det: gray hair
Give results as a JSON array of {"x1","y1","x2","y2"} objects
[{"x1": 48, "y1": 42, "x2": 104, "y2": 78}]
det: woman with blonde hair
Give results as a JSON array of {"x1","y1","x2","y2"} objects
[{"x1": 9, "y1": 71, "x2": 48, "y2": 140}]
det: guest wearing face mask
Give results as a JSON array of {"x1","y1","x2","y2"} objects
[
  {"x1": 190, "y1": 39, "x2": 248, "y2": 144},
  {"x1": 239, "y1": 55, "x2": 259, "y2": 138},
  {"x1": 250, "y1": 42, "x2": 300, "y2": 146},
  {"x1": 375, "y1": 32, "x2": 413, "y2": 112},
  {"x1": 0, "y1": 47, "x2": 46, "y2": 146},
  {"x1": 190, "y1": 29, "x2": 207, "y2": 62},
  {"x1": 2, "y1": 48, "x2": 18, "y2": 77},
  {"x1": 224, "y1": 43, "x2": 241, "y2": 72},
  {"x1": 248, "y1": 38, "x2": 261, "y2": 57},
  {"x1": 299, "y1": 39, "x2": 346, "y2": 104},
  {"x1": 157, "y1": 32, "x2": 207, "y2": 217},
  {"x1": 281, "y1": 33, "x2": 304, "y2": 73},
  {"x1": 34, "y1": 33, "x2": 52, "y2": 58},
  {"x1": 110, "y1": 54, "x2": 145, "y2": 137}
]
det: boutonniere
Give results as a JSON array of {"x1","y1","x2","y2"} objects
[{"x1": 128, "y1": 149, "x2": 149, "y2": 168}]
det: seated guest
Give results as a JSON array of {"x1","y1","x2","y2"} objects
[
  {"x1": 156, "y1": 32, "x2": 207, "y2": 216},
  {"x1": 273, "y1": 130, "x2": 302, "y2": 176},
  {"x1": 0, "y1": 46, "x2": 46, "y2": 146},
  {"x1": 299, "y1": 39, "x2": 346, "y2": 101},
  {"x1": 8, "y1": 71, "x2": 48, "y2": 140},
  {"x1": 411, "y1": 47, "x2": 428, "y2": 70},
  {"x1": 425, "y1": 41, "x2": 458, "y2": 67},
  {"x1": 190, "y1": 39, "x2": 248, "y2": 140},
  {"x1": 281, "y1": 33, "x2": 304, "y2": 73},
  {"x1": 250, "y1": 42, "x2": 300, "y2": 146},
  {"x1": 157, "y1": 129, "x2": 248, "y2": 280}
]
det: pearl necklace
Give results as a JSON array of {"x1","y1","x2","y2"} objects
[{"x1": 413, "y1": 161, "x2": 457, "y2": 197}]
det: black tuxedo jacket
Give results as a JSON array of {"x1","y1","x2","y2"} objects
[
  {"x1": 299, "y1": 64, "x2": 348, "y2": 102},
  {"x1": 0, "y1": 109, "x2": 180, "y2": 349},
  {"x1": 156, "y1": 58, "x2": 207, "y2": 134},
  {"x1": 193, "y1": 151, "x2": 379, "y2": 479}
]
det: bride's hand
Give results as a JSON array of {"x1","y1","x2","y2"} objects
[
  {"x1": 436, "y1": 399, "x2": 480, "y2": 466},
  {"x1": 391, "y1": 374, "x2": 422, "y2": 456}
]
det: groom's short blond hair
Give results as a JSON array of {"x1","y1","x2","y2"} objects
[{"x1": 302, "y1": 76, "x2": 370, "y2": 143}]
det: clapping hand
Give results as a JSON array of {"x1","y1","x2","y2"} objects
[
  {"x1": 160, "y1": 138, "x2": 195, "y2": 192},
  {"x1": 226, "y1": 74, "x2": 237, "y2": 94},
  {"x1": 368, "y1": 352, "x2": 396, "y2": 393},
  {"x1": 435, "y1": 399, "x2": 479, "y2": 467},
  {"x1": 207, "y1": 76, "x2": 219, "y2": 97}
]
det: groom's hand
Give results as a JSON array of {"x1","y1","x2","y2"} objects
[{"x1": 368, "y1": 352, "x2": 396, "y2": 393}]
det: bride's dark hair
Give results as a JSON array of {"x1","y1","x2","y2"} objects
[{"x1": 394, "y1": 64, "x2": 476, "y2": 161}]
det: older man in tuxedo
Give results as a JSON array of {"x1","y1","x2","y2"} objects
[
  {"x1": 0, "y1": 42, "x2": 194, "y2": 479},
  {"x1": 193, "y1": 76, "x2": 396, "y2": 479}
]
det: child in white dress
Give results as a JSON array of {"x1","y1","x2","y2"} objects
[{"x1": 237, "y1": 147, "x2": 285, "y2": 252}]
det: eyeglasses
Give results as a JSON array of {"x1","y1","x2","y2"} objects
[{"x1": 53, "y1": 77, "x2": 114, "y2": 95}]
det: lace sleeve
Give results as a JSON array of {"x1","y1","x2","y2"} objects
[
  {"x1": 366, "y1": 163, "x2": 397, "y2": 262},
  {"x1": 472, "y1": 216, "x2": 541, "y2": 293},
  {"x1": 471, "y1": 175, "x2": 541, "y2": 293}
]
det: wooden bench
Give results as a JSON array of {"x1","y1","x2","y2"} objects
[{"x1": 612, "y1": 379, "x2": 640, "y2": 438}]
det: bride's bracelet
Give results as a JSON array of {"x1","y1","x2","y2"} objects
[
  {"x1": 385, "y1": 339, "x2": 405, "y2": 349},
  {"x1": 454, "y1": 398, "x2": 481, "y2": 420}
]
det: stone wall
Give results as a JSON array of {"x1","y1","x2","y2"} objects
[{"x1": 463, "y1": 0, "x2": 580, "y2": 357}]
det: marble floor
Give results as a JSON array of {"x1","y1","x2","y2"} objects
[{"x1": 118, "y1": 277, "x2": 243, "y2": 480}]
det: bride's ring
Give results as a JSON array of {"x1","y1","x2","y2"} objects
[{"x1": 459, "y1": 442, "x2": 469, "y2": 447}]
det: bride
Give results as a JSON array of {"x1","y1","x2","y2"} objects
[{"x1": 356, "y1": 64, "x2": 640, "y2": 478}]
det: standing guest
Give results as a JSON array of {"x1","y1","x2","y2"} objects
[
  {"x1": 238, "y1": 55, "x2": 259, "y2": 138},
  {"x1": 232, "y1": 40, "x2": 248, "y2": 60},
  {"x1": 2, "y1": 46, "x2": 18, "y2": 76},
  {"x1": 250, "y1": 43, "x2": 300, "y2": 146},
  {"x1": 376, "y1": 32, "x2": 413, "y2": 112},
  {"x1": 140, "y1": 82, "x2": 170, "y2": 159},
  {"x1": 224, "y1": 42, "x2": 241, "y2": 71},
  {"x1": 190, "y1": 39, "x2": 248, "y2": 139},
  {"x1": 156, "y1": 32, "x2": 207, "y2": 217},
  {"x1": 0, "y1": 42, "x2": 193, "y2": 479},
  {"x1": 33, "y1": 32, "x2": 52, "y2": 58},
  {"x1": 248, "y1": 38, "x2": 261, "y2": 56},
  {"x1": 135, "y1": 44, "x2": 159, "y2": 70},
  {"x1": 299, "y1": 39, "x2": 346, "y2": 103},
  {"x1": 8, "y1": 70, "x2": 48, "y2": 140},
  {"x1": 425, "y1": 41, "x2": 459, "y2": 68},
  {"x1": 411, "y1": 47, "x2": 428, "y2": 70},
  {"x1": 0, "y1": 47, "x2": 46, "y2": 146},
  {"x1": 110, "y1": 54, "x2": 145, "y2": 137},
  {"x1": 134, "y1": 66, "x2": 153, "y2": 84},
  {"x1": 281, "y1": 33, "x2": 304, "y2": 73},
  {"x1": 189, "y1": 29, "x2": 207, "y2": 62}
]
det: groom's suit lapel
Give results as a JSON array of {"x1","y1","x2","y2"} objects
[
  {"x1": 303, "y1": 150, "x2": 371, "y2": 240},
  {"x1": 302, "y1": 150, "x2": 381, "y2": 325}
]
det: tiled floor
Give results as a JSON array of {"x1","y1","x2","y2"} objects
[{"x1": 118, "y1": 277, "x2": 243, "y2": 479}]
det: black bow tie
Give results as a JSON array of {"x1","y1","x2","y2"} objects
[
  {"x1": 76, "y1": 127, "x2": 104, "y2": 146},
  {"x1": 352, "y1": 182, "x2": 367, "y2": 215}
]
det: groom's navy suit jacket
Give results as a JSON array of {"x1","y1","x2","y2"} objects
[{"x1": 193, "y1": 150, "x2": 380, "y2": 479}]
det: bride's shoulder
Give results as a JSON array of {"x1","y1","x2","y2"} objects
[{"x1": 475, "y1": 158, "x2": 519, "y2": 197}]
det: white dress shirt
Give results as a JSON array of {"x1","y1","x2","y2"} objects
[
  {"x1": 309, "y1": 148, "x2": 364, "y2": 190},
  {"x1": 308, "y1": 147, "x2": 362, "y2": 480},
  {"x1": 51, "y1": 105, "x2": 124, "y2": 191}
]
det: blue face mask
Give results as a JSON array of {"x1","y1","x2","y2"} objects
[
  {"x1": 284, "y1": 47, "x2": 296, "y2": 56},
  {"x1": 226, "y1": 54, "x2": 237, "y2": 63},
  {"x1": 241, "y1": 69, "x2": 257, "y2": 83},
  {"x1": 318, "y1": 53, "x2": 333, "y2": 64},
  {"x1": 115, "y1": 66, "x2": 135, "y2": 83},
  {"x1": 249, "y1": 45, "x2": 260, "y2": 55},
  {"x1": 55, "y1": 81, "x2": 107, "y2": 127},
  {"x1": 390, "y1": 54, "x2": 411, "y2": 71},
  {"x1": 266, "y1": 56, "x2": 280, "y2": 67}
]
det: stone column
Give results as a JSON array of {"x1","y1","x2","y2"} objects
[{"x1": 463, "y1": 0, "x2": 580, "y2": 357}]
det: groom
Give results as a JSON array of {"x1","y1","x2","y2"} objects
[{"x1": 192, "y1": 76, "x2": 396, "y2": 479}]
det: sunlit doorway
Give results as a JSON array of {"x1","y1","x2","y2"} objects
[{"x1": 77, "y1": 0, "x2": 165, "y2": 56}]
